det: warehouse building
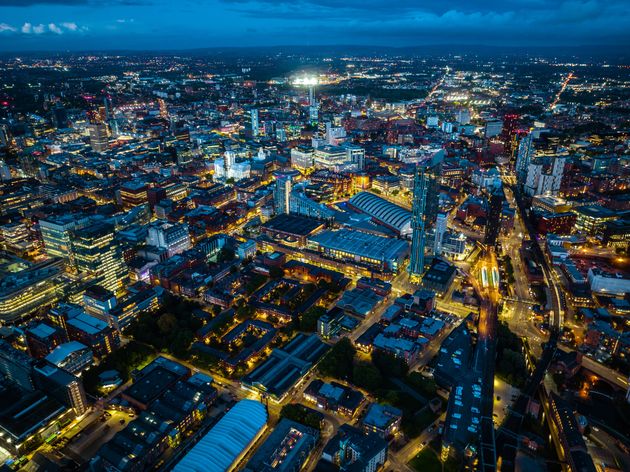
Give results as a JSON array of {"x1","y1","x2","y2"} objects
[{"x1": 174, "y1": 399, "x2": 267, "y2": 472}]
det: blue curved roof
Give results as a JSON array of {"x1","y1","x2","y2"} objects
[
  {"x1": 174, "y1": 399, "x2": 267, "y2": 472},
  {"x1": 348, "y1": 192, "x2": 412, "y2": 236}
]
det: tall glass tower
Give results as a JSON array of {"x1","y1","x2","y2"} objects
[{"x1": 409, "y1": 166, "x2": 429, "y2": 278}]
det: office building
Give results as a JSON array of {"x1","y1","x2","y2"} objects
[
  {"x1": 89, "y1": 123, "x2": 108, "y2": 153},
  {"x1": 45, "y1": 341, "x2": 93, "y2": 374},
  {"x1": 119, "y1": 181, "x2": 149, "y2": 209},
  {"x1": 289, "y1": 190, "x2": 335, "y2": 220},
  {"x1": 53, "y1": 305, "x2": 121, "y2": 357},
  {"x1": 0, "y1": 256, "x2": 66, "y2": 323},
  {"x1": 0, "y1": 339, "x2": 36, "y2": 391},
  {"x1": 146, "y1": 220, "x2": 191, "y2": 258},
  {"x1": 484, "y1": 120, "x2": 503, "y2": 138},
  {"x1": 72, "y1": 222, "x2": 129, "y2": 294},
  {"x1": 587, "y1": 268, "x2": 630, "y2": 295},
  {"x1": 291, "y1": 146, "x2": 315, "y2": 170},
  {"x1": 26, "y1": 322, "x2": 68, "y2": 359},
  {"x1": 33, "y1": 363, "x2": 88, "y2": 416},
  {"x1": 39, "y1": 214, "x2": 89, "y2": 260}
]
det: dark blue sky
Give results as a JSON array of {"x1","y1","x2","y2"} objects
[{"x1": 0, "y1": 0, "x2": 628, "y2": 51}]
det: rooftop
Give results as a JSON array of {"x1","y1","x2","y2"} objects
[{"x1": 174, "y1": 400, "x2": 267, "y2": 472}]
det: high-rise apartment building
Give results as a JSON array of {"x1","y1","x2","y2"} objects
[
  {"x1": 409, "y1": 166, "x2": 429, "y2": 278},
  {"x1": 515, "y1": 133, "x2": 534, "y2": 186},
  {"x1": 433, "y1": 213, "x2": 448, "y2": 256},
  {"x1": 274, "y1": 176, "x2": 292, "y2": 215}
]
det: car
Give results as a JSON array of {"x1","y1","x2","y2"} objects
[
  {"x1": 119, "y1": 419, "x2": 126, "y2": 425},
  {"x1": 455, "y1": 400, "x2": 463, "y2": 406},
  {"x1": 472, "y1": 417, "x2": 480, "y2": 425},
  {"x1": 421, "y1": 440, "x2": 428, "y2": 447},
  {"x1": 471, "y1": 407, "x2": 480, "y2": 414}
]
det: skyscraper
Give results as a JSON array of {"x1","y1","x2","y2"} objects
[
  {"x1": 274, "y1": 175, "x2": 293, "y2": 215},
  {"x1": 224, "y1": 150, "x2": 236, "y2": 176},
  {"x1": 250, "y1": 109, "x2": 260, "y2": 137},
  {"x1": 409, "y1": 166, "x2": 429, "y2": 278},
  {"x1": 515, "y1": 133, "x2": 534, "y2": 186},
  {"x1": 434, "y1": 213, "x2": 448, "y2": 256},
  {"x1": 89, "y1": 123, "x2": 108, "y2": 153}
]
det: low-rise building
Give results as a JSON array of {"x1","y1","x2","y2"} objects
[
  {"x1": 303, "y1": 380, "x2": 365, "y2": 417},
  {"x1": 362, "y1": 403, "x2": 403, "y2": 438},
  {"x1": 320, "y1": 424, "x2": 388, "y2": 472},
  {"x1": 44, "y1": 341, "x2": 93, "y2": 374},
  {"x1": 244, "y1": 418, "x2": 319, "y2": 472}
]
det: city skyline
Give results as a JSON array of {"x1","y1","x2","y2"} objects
[{"x1": 0, "y1": 14, "x2": 628, "y2": 472}]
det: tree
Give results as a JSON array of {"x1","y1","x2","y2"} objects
[
  {"x1": 372, "y1": 350, "x2": 408, "y2": 378},
  {"x1": 280, "y1": 404, "x2": 322, "y2": 430},
  {"x1": 353, "y1": 363, "x2": 382, "y2": 392},
  {"x1": 157, "y1": 313, "x2": 178, "y2": 334},
  {"x1": 318, "y1": 338, "x2": 356, "y2": 380},
  {"x1": 300, "y1": 306, "x2": 326, "y2": 332},
  {"x1": 218, "y1": 247, "x2": 235, "y2": 262}
]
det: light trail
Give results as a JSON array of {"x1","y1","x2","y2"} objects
[{"x1": 549, "y1": 71, "x2": 574, "y2": 111}]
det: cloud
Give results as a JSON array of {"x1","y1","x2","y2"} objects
[
  {"x1": 0, "y1": 0, "x2": 87, "y2": 4},
  {"x1": 0, "y1": 23, "x2": 17, "y2": 33},
  {"x1": 18, "y1": 21, "x2": 84, "y2": 35},
  {"x1": 0, "y1": 0, "x2": 151, "y2": 5},
  {"x1": 219, "y1": 0, "x2": 630, "y2": 45},
  {"x1": 48, "y1": 23, "x2": 63, "y2": 34}
]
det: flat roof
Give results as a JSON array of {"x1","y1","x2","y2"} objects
[
  {"x1": 66, "y1": 312, "x2": 108, "y2": 335},
  {"x1": 124, "y1": 366, "x2": 179, "y2": 406},
  {"x1": 310, "y1": 229, "x2": 409, "y2": 262},
  {"x1": 262, "y1": 214, "x2": 324, "y2": 236}
]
